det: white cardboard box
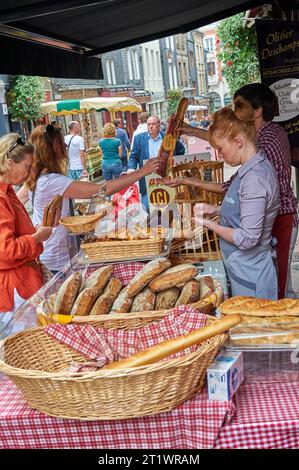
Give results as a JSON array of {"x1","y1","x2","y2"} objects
[{"x1": 207, "y1": 351, "x2": 243, "y2": 401}]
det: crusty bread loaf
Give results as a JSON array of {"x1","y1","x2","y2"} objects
[
  {"x1": 111, "y1": 287, "x2": 133, "y2": 313},
  {"x1": 149, "y1": 264, "x2": 197, "y2": 292},
  {"x1": 71, "y1": 287, "x2": 99, "y2": 316},
  {"x1": 175, "y1": 280, "x2": 200, "y2": 306},
  {"x1": 104, "y1": 314, "x2": 242, "y2": 370},
  {"x1": 84, "y1": 265, "x2": 114, "y2": 293},
  {"x1": 220, "y1": 296, "x2": 299, "y2": 317},
  {"x1": 131, "y1": 288, "x2": 156, "y2": 312},
  {"x1": 127, "y1": 258, "x2": 171, "y2": 297},
  {"x1": 199, "y1": 276, "x2": 215, "y2": 300},
  {"x1": 54, "y1": 272, "x2": 82, "y2": 315},
  {"x1": 89, "y1": 293, "x2": 115, "y2": 315},
  {"x1": 240, "y1": 315, "x2": 299, "y2": 325},
  {"x1": 156, "y1": 287, "x2": 180, "y2": 310},
  {"x1": 103, "y1": 278, "x2": 122, "y2": 298}
]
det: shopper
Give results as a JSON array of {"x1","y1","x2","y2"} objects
[
  {"x1": 0, "y1": 133, "x2": 52, "y2": 329},
  {"x1": 64, "y1": 121, "x2": 88, "y2": 180},
  {"x1": 113, "y1": 119, "x2": 131, "y2": 171},
  {"x1": 17, "y1": 124, "x2": 160, "y2": 273},
  {"x1": 99, "y1": 123, "x2": 123, "y2": 181},
  {"x1": 188, "y1": 100, "x2": 280, "y2": 298}
]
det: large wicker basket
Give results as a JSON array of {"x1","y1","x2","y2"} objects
[
  {"x1": 39, "y1": 298, "x2": 214, "y2": 328},
  {"x1": 0, "y1": 318, "x2": 226, "y2": 420}
]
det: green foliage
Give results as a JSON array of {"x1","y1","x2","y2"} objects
[
  {"x1": 217, "y1": 13, "x2": 260, "y2": 96},
  {"x1": 7, "y1": 75, "x2": 44, "y2": 122},
  {"x1": 167, "y1": 89, "x2": 182, "y2": 115}
]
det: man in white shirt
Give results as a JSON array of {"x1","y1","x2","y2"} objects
[
  {"x1": 131, "y1": 111, "x2": 149, "y2": 148},
  {"x1": 64, "y1": 121, "x2": 88, "y2": 180}
]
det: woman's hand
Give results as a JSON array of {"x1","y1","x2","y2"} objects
[
  {"x1": 32, "y1": 226, "x2": 53, "y2": 244},
  {"x1": 194, "y1": 203, "x2": 220, "y2": 218},
  {"x1": 139, "y1": 158, "x2": 161, "y2": 176},
  {"x1": 164, "y1": 176, "x2": 188, "y2": 187}
]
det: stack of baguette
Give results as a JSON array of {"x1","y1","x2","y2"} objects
[
  {"x1": 219, "y1": 296, "x2": 299, "y2": 345},
  {"x1": 95, "y1": 225, "x2": 166, "y2": 241},
  {"x1": 48, "y1": 258, "x2": 217, "y2": 317}
]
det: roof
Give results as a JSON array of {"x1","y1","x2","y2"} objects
[{"x1": 0, "y1": 1, "x2": 272, "y2": 78}]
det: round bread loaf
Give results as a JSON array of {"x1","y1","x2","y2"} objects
[{"x1": 54, "y1": 272, "x2": 82, "y2": 315}]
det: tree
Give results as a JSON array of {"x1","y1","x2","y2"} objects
[
  {"x1": 167, "y1": 89, "x2": 182, "y2": 115},
  {"x1": 217, "y1": 13, "x2": 260, "y2": 96},
  {"x1": 7, "y1": 75, "x2": 44, "y2": 135}
]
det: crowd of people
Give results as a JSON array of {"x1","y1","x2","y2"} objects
[{"x1": 0, "y1": 82, "x2": 297, "y2": 334}]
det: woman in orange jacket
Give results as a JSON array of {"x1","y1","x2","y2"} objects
[{"x1": 0, "y1": 134, "x2": 52, "y2": 334}]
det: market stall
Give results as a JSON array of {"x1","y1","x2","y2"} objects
[{"x1": 40, "y1": 97, "x2": 142, "y2": 178}]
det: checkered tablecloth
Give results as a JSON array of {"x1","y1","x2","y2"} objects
[
  {"x1": 215, "y1": 381, "x2": 299, "y2": 448},
  {"x1": 0, "y1": 377, "x2": 234, "y2": 449}
]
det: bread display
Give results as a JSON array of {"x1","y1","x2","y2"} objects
[
  {"x1": 127, "y1": 257, "x2": 171, "y2": 297},
  {"x1": 84, "y1": 265, "x2": 114, "y2": 293},
  {"x1": 156, "y1": 287, "x2": 180, "y2": 310},
  {"x1": 175, "y1": 280, "x2": 200, "y2": 307},
  {"x1": 220, "y1": 296, "x2": 299, "y2": 346},
  {"x1": 43, "y1": 260, "x2": 219, "y2": 319},
  {"x1": 54, "y1": 272, "x2": 82, "y2": 315},
  {"x1": 130, "y1": 288, "x2": 156, "y2": 312},
  {"x1": 149, "y1": 264, "x2": 197, "y2": 292},
  {"x1": 70, "y1": 287, "x2": 99, "y2": 316}
]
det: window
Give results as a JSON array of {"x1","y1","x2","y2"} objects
[
  {"x1": 127, "y1": 50, "x2": 133, "y2": 80},
  {"x1": 204, "y1": 37, "x2": 214, "y2": 52},
  {"x1": 207, "y1": 61, "x2": 216, "y2": 77},
  {"x1": 133, "y1": 50, "x2": 140, "y2": 79},
  {"x1": 165, "y1": 37, "x2": 170, "y2": 48},
  {"x1": 106, "y1": 59, "x2": 116, "y2": 85},
  {"x1": 189, "y1": 51, "x2": 195, "y2": 67}
]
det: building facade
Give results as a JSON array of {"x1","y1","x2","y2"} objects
[
  {"x1": 159, "y1": 36, "x2": 178, "y2": 94},
  {"x1": 199, "y1": 22, "x2": 229, "y2": 109},
  {"x1": 175, "y1": 34, "x2": 190, "y2": 89},
  {"x1": 140, "y1": 40, "x2": 167, "y2": 119}
]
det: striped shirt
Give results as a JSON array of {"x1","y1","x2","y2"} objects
[{"x1": 223, "y1": 121, "x2": 298, "y2": 225}]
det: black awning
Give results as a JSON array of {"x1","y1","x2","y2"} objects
[
  {"x1": 0, "y1": 1, "x2": 272, "y2": 79},
  {"x1": 0, "y1": 35, "x2": 103, "y2": 79}
]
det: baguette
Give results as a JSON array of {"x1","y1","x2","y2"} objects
[
  {"x1": 220, "y1": 296, "x2": 299, "y2": 317},
  {"x1": 104, "y1": 314, "x2": 241, "y2": 370}
]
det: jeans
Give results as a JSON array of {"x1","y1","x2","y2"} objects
[
  {"x1": 102, "y1": 163, "x2": 123, "y2": 181},
  {"x1": 68, "y1": 169, "x2": 83, "y2": 180},
  {"x1": 121, "y1": 156, "x2": 128, "y2": 172}
]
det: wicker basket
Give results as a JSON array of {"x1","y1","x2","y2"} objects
[
  {"x1": 59, "y1": 212, "x2": 106, "y2": 234},
  {"x1": 170, "y1": 161, "x2": 224, "y2": 206},
  {"x1": 38, "y1": 298, "x2": 214, "y2": 328},
  {"x1": 0, "y1": 317, "x2": 226, "y2": 420},
  {"x1": 81, "y1": 237, "x2": 166, "y2": 262}
]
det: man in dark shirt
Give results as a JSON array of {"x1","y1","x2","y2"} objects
[{"x1": 113, "y1": 119, "x2": 131, "y2": 171}]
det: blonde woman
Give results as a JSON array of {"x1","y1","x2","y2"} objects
[
  {"x1": 0, "y1": 134, "x2": 52, "y2": 331},
  {"x1": 98, "y1": 122, "x2": 122, "y2": 180}
]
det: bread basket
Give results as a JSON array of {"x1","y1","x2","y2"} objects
[
  {"x1": 0, "y1": 316, "x2": 226, "y2": 420},
  {"x1": 59, "y1": 211, "x2": 107, "y2": 234}
]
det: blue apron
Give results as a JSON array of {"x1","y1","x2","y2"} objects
[{"x1": 220, "y1": 172, "x2": 278, "y2": 299}]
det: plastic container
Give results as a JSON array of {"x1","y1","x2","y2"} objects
[{"x1": 225, "y1": 344, "x2": 299, "y2": 384}]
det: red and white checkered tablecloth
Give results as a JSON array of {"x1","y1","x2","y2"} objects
[
  {"x1": 215, "y1": 381, "x2": 299, "y2": 448},
  {"x1": 0, "y1": 377, "x2": 234, "y2": 449}
]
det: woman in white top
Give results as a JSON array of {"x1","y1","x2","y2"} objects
[{"x1": 18, "y1": 124, "x2": 160, "y2": 273}]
